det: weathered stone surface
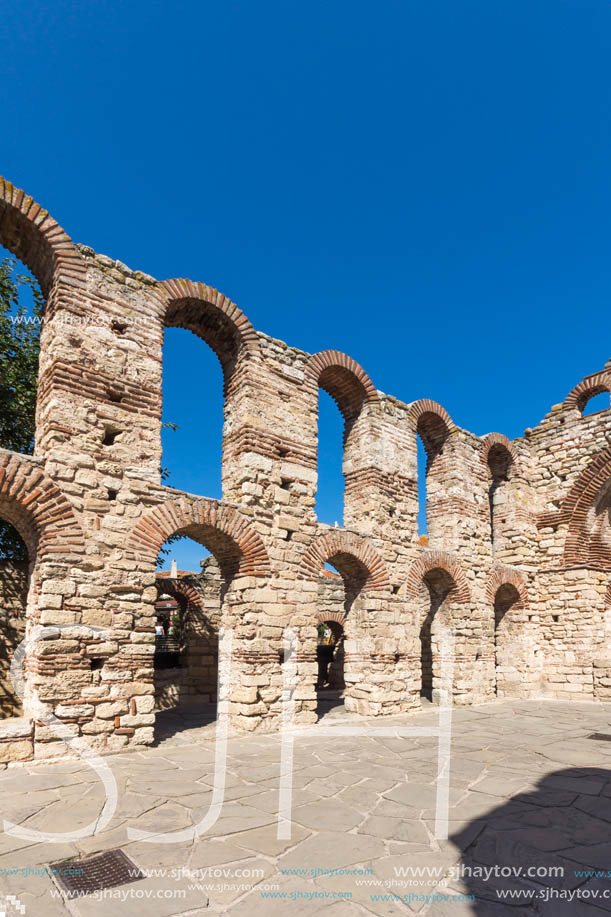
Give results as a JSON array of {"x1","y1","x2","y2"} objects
[
  {"x1": 0, "y1": 700, "x2": 608, "y2": 914},
  {"x1": 0, "y1": 717, "x2": 33, "y2": 739},
  {"x1": 0, "y1": 177, "x2": 610, "y2": 760},
  {"x1": 0, "y1": 739, "x2": 33, "y2": 763}
]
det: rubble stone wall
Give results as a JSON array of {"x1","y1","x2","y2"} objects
[
  {"x1": 0, "y1": 177, "x2": 609, "y2": 762},
  {"x1": 0, "y1": 561, "x2": 28, "y2": 716},
  {"x1": 153, "y1": 559, "x2": 222, "y2": 709}
]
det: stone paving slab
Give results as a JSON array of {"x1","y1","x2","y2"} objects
[
  {"x1": 0, "y1": 700, "x2": 610, "y2": 915},
  {"x1": 230, "y1": 822, "x2": 312, "y2": 857}
]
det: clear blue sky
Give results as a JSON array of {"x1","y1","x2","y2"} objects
[{"x1": 2, "y1": 0, "x2": 610, "y2": 570}]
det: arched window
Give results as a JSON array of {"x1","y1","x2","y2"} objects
[
  {"x1": 419, "y1": 568, "x2": 456, "y2": 703},
  {"x1": 0, "y1": 519, "x2": 29, "y2": 717},
  {"x1": 0, "y1": 250, "x2": 42, "y2": 720},
  {"x1": 315, "y1": 389, "x2": 345, "y2": 525},
  {"x1": 587, "y1": 479, "x2": 611, "y2": 568},
  {"x1": 316, "y1": 567, "x2": 346, "y2": 716},
  {"x1": 306, "y1": 351, "x2": 376, "y2": 528},
  {"x1": 564, "y1": 374, "x2": 611, "y2": 417},
  {"x1": 314, "y1": 552, "x2": 369, "y2": 717},
  {"x1": 129, "y1": 496, "x2": 270, "y2": 736},
  {"x1": 415, "y1": 411, "x2": 451, "y2": 544},
  {"x1": 153, "y1": 536, "x2": 218, "y2": 726},
  {"x1": 0, "y1": 181, "x2": 78, "y2": 469},
  {"x1": 581, "y1": 390, "x2": 611, "y2": 416},
  {"x1": 487, "y1": 443, "x2": 513, "y2": 548},
  {"x1": 416, "y1": 434, "x2": 428, "y2": 537},
  {"x1": 0, "y1": 247, "x2": 43, "y2": 459},
  {"x1": 300, "y1": 531, "x2": 388, "y2": 720},
  {"x1": 161, "y1": 328, "x2": 223, "y2": 497},
  {"x1": 160, "y1": 284, "x2": 255, "y2": 501},
  {"x1": 494, "y1": 583, "x2": 522, "y2": 697}
]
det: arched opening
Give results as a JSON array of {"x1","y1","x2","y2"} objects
[
  {"x1": 0, "y1": 185, "x2": 81, "y2": 480},
  {"x1": 487, "y1": 444, "x2": 513, "y2": 548},
  {"x1": 164, "y1": 295, "x2": 246, "y2": 384},
  {"x1": 298, "y1": 532, "x2": 390, "y2": 718},
  {"x1": 128, "y1": 497, "x2": 270, "y2": 734},
  {"x1": 416, "y1": 412, "x2": 451, "y2": 545},
  {"x1": 315, "y1": 567, "x2": 347, "y2": 716},
  {"x1": 586, "y1": 479, "x2": 611, "y2": 568},
  {"x1": 419, "y1": 568, "x2": 456, "y2": 703},
  {"x1": 311, "y1": 550, "x2": 371, "y2": 719},
  {"x1": 580, "y1": 389, "x2": 610, "y2": 416},
  {"x1": 315, "y1": 556, "x2": 368, "y2": 718},
  {"x1": 0, "y1": 182, "x2": 72, "y2": 302},
  {"x1": 0, "y1": 249, "x2": 43, "y2": 458},
  {"x1": 417, "y1": 435, "x2": 428, "y2": 537},
  {"x1": 161, "y1": 328, "x2": 223, "y2": 497},
  {"x1": 307, "y1": 352, "x2": 376, "y2": 527},
  {"x1": 315, "y1": 390, "x2": 345, "y2": 525},
  {"x1": 0, "y1": 518, "x2": 30, "y2": 717},
  {"x1": 0, "y1": 248, "x2": 43, "y2": 720},
  {"x1": 160, "y1": 287, "x2": 255, "y2": 498},
  {"x1": 154, "y1": 590, "x2": 184, "y2": 667},
  {"x1": 562, "y1": 450, "x2": 611, "y2": 568},
  {"x1": 317, "y1": 619, "x2": 345, "y2": 689},
  {"x1": 151, "y1": 534, "x2": 229, "y2": 741},
  {"x1": 494, "y1": 583, "x2": 521, "y2": 697}
]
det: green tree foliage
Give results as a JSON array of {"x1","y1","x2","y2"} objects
[
  {"x1": 0, "y1": 257, "x2": 43, "y2": 560},
  {"x1": 0, "y1": 257, "x2": 184, "y2": 567},
  {"x1": 156, "y1": 533, "x2": 190, "y2": 569}
]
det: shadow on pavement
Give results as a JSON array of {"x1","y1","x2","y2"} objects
[{"x1": 446, "y1": 766, "x2": 611, "y2": 915}]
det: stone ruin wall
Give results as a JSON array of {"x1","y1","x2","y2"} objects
[
  {"x1": 153, "y1": 558, "x2": 222, "y2": 710},
  {"x1": 0, "y1": 177, "x2": 610, "y2": 764},
  {"x1": 0, "y1": 561, "x2": 28, "y2": 716},
  {"x1": 152, "y1": 566, "x2": 348, "y2": 710}
]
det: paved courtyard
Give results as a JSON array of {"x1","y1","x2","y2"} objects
[{"x1": 0, "y1": 700, "x2": 611, "y2": 916}]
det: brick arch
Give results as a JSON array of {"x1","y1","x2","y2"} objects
[
  {"x1": 153, "y1": 278, "x2": 260, "y2": 385},
  {"x1": 406, "y1": 400, "x2": 455, "y2": 462},
  {"x1": 480, "y1": 434, "x2": 520, "y2": 471},
  {"x1": 406, "y1": 399, "x2": 454, "y2": 434},
  {"x1": 0, "y1": 177, "x2": 85, "y2": 300},
  {"x1": 561, "y1": 448, "x2": 611, "y2": 567},
  {"x1": 403, "y1": 551, "x2": 471, "y2": 602},
  {"x1": 315, "y1": 610, "x2": 347, "y2": 626},
  {"x1": 154, "y1": 576, "x2": 209, "y2": 642},
  {"x1": 126, "y1": 496, "x2": 270, "y2": 578},
  {"x1": 564, "y1": 371, "x2": 611, "y2": 414},
  {"x1": 485, "y1": 566, "x2": 528, "y2": 607},
  {"x1": 304, "y1": 350, "x2": 378, "y2": 421},
  {"x1": 155, "y1": 577, "x2": 202, "y2": 610},
  {"x1": 299, "y1": 531, "x2": 390, "y2": 592},
  {"x1": 0, "y1": 451, "x2": 85, "y2": 559}
]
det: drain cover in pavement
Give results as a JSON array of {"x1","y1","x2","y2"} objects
[
  {"x1": 50, "y1": 849, "x2": 145, "y2": 896},
  {"x1": 588, "y1": 733, "x2": 611, "y2": 742}
]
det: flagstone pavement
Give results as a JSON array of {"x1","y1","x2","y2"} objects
[{"x1": 0, "y1": 700, "x2": 611, "y2": 916}]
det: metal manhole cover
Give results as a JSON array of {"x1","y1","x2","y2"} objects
[
  {"x1": 50, "y1": 849, "x2": 145, "y2": 896},
  {"x1": 588, "y1": 733, "x2": 611, "y2": 742}
]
